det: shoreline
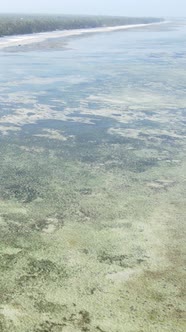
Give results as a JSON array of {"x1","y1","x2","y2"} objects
[{"x1": 0, "y1": 21, "x2": 169, "y2": 50}]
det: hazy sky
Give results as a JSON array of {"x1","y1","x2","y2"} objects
[{"x1": 0, "y1": 0, "x2": 185, "y2": 17}]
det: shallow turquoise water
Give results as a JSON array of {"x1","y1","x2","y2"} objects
[{"x1": 0, "y1": 22, "x2": 186, "y2": 126}]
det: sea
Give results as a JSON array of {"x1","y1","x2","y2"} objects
[{"x1": 0, "y1": 20, "x2": 185, "y2": 332}]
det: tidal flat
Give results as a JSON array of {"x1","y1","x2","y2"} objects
[{"x1": 0, "y1": 21, "x2": 186, "y2": 332}]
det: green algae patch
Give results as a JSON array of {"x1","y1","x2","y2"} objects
[{"x1": 0, "y1": 136, "x2": 185, "y2": 331}]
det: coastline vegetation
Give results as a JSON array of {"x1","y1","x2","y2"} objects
[{"x1": 0, "y1": 14, "x2": 163, "y2": 36}]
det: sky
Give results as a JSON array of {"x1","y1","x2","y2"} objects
[{"x1": 0, "y1": 0, "x2": 185, "y2": 17}]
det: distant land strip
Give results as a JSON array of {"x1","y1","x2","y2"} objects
[
  {"x1": 0, "y1": 14, "x2": 164, "y2": 37},
  {"x1": 0, "y1": 21, "x2": 168, "y2": 50}
]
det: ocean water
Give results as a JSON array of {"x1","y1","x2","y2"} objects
[{"x1": 0, "y1": 21, "x2": 185, "y2": 332}]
